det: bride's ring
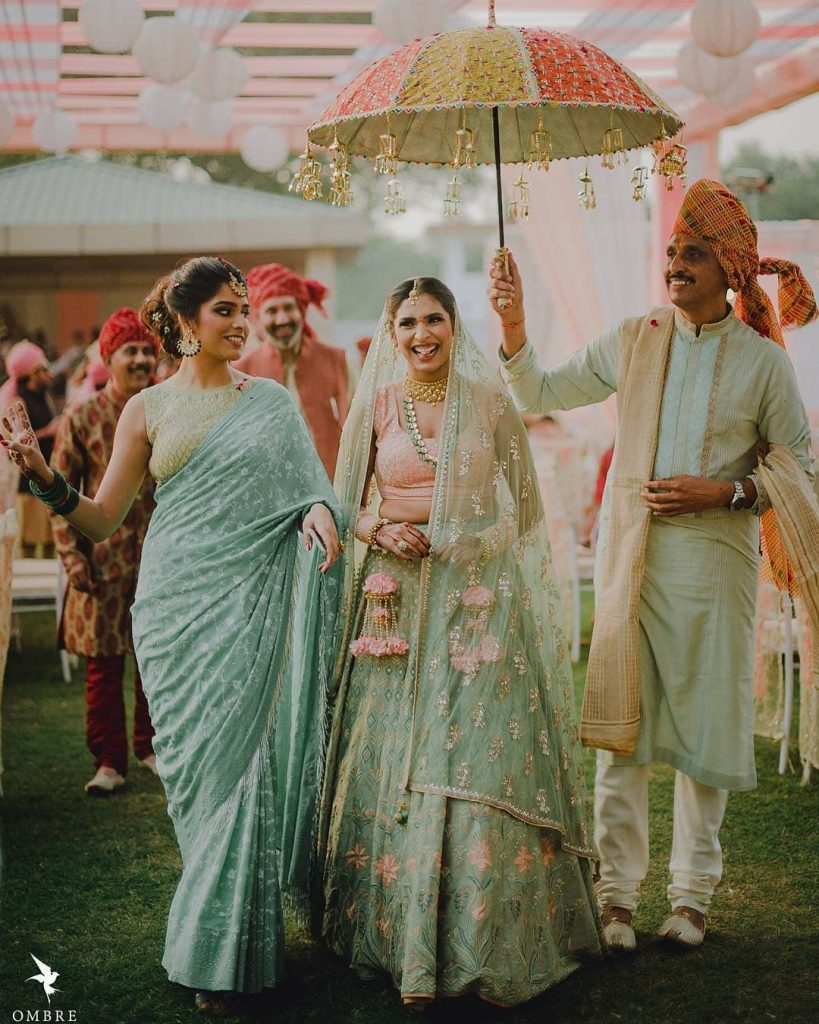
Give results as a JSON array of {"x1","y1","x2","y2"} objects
[{"x1": 397, "y1": 539, "x2": 410, "y2": 553}]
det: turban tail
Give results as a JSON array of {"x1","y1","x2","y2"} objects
[
  {"x1": 99, "y1": 307, "x2": 159, "y2": 362},
  {"x1": 246, "y1": 263, "x2": 328, "y2": 344},
  {"x1": 673, "y1": 178, "x2": 818, "y2": 594}
]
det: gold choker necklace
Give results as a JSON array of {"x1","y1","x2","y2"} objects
[{"x1": 403, "y1": 375, "x2": 448, "y2": 405}]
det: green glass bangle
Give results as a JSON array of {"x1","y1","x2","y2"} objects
[
  {"x1": 29, "y1": 468, "x2": 69, "y2": 505},
  {"x1": 52, "y1": 486, "x2": 80, "y2": 516}
]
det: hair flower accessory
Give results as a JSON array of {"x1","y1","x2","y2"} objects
[{"x1": 351, "y1": 571, "x2": 407, "y2": 658}]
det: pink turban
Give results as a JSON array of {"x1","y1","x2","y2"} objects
[{"x1": 0, "y1": 339, "x2": 49, "y2": 408}]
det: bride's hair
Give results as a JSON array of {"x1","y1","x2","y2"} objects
[
  {"x1": 385, "y1": 277, "x2": 457, "y2": 327},
  {"x1": 140, "y1": 256, "x2": 245, "y2": 356}
]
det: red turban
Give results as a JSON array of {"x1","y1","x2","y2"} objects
[
  {"x1": 247, "y1": 263, "x2": 328, "y2": 318},
  {"x1": 673, "y1": 178, "x2": 817, "y2": 348},
  {"x1": 98, "y1": 308, "x2": 158, "y2": 362}
]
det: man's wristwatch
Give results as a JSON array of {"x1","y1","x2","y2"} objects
[{"x1": 729, "y1": 479, "x2": 747, "y2": 511}]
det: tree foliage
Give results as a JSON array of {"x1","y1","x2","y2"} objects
[{"x1": 721, "y1": 142, "x2": 819, "y2": 220}]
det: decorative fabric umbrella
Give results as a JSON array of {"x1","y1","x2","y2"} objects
[{"x1": 299, "y1": 0, "x2": 686, "y2": 249}]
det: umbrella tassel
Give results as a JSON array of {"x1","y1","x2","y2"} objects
[
  {"x1": 507, "y1": 174, "x2": 530, "y2": 221},
  {"x1": 631, "y1": 166, "x2": 648, "y2": 202},
  {"x1": 329, "y1": 134, "x2": 354, "y2": 207},
  {"x1": 528, "y1": 116, "x2": 551, "y2": 171},
  {"x1": 578, "y1": 162, "x2": 596, "y2": 209},
  {"x1": 384, "y1": 176, "x2": 406, "y2": 215},
  {"x1": 289, "y1": 142, "x2": 323, "y2": 201},
  {"x1": 444, "y1": 173, "x2": 463, "y2": 217}
]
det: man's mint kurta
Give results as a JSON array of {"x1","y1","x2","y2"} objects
[{"x1": 501, "y1": 308, "x2": 813, "y2": 789}]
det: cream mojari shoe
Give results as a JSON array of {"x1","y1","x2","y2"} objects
[
  {"x1": 601, "y1": 906, "x2": 637, "y2": 953},
  {"x1": 84, "y1": 766, "x2": 125, "y2": 796},
  {"x1": 657, "y1": 906, "x2": 706, "y2": 947}
]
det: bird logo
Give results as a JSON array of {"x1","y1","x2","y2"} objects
[{"x1": 26, "y1": 953, "x2": 60, "y2": 1004}]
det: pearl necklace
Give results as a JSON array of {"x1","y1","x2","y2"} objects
[
  {"x1": 403, "y1": 375, "x2": 448, "y2": 405},
  {"x1": 403, "y1": 394, "x2": 438, "y2": 467}
]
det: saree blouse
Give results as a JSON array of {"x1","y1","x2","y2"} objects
[
  {"x1": 143, "y1": 379, "x2": 252, "y2": 485},
  {"x1": 373, "y1": 382, "x2": 438, "y2": 500}
]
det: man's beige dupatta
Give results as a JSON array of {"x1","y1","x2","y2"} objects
[
  {"x1": 580, "y1": 306, "x2": 676, "y2": 755},
  {"x1": 756, "y1": 445, "x2": 819, "y2": 692}
]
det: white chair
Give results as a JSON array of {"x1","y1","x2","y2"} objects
[{"x1": 10, "y1": 558, "x2": 73, "y2": 682}]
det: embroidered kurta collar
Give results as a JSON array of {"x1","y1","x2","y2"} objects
[{"x1": 674, "y1": 305, "x2": 735, "y2": 340}]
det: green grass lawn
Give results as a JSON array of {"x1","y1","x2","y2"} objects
[{"x1": 1, "y1": 610, "x2": 817, "y2": 1024}]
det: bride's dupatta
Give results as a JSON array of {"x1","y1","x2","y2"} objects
[
  {"x1": 131, "y1": 379, "x2": 340, "y2": 993},
  {"x1": 324, "y1": 303, "x2": 593, "y2": 862}
]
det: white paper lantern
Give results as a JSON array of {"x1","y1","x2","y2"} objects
[
  {"x1": 691, "y1": 0, "x2": 761, "y2": 58},
  {"x1": 0, "y1": 101, "x2": 14, "y2": 146},
  {"x1": 677, "y1": 41, "x2": 747, "y2": 97},
  {"x1": 132, "y1": 17, "x2": 200, "y2": 85},
  {"x1": 187, "y1": 98, "x2": 234, "y2": 139},
  {"x1": 79, "y1": 0, "x2": 144, "y2": 54},
  {"x1": 187, "y1": 48, "x2": 248, "y2": 102},
  {"x1": 239, "y1": 126, "x2": 289, "y2": 172},
  {"x1": 707, "y1": 60, "x2": 757, "y2": 107},
  {"x1": 373, "y1": 0, "x2": 452, "y2": 44},
  {"x1": 138, "y1": 84, "x2": 188, "y2": 134},
  {"x1": 32, "y1": 108, "x2": 77, "y2": 154}
]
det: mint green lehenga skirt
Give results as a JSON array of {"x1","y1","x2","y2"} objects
[{"x1": 320, "y1": 549, "x2": 602, "y2": 1007}]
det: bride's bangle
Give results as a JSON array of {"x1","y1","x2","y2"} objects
[{"x1": 368, "y1": 517, "x2": 391, "y2": 550}]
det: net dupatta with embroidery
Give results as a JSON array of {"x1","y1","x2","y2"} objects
[{"x1": 332, "y1": 298, "x2": 593, "y2": 858}]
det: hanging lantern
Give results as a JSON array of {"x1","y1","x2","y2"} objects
[
  {"x1": 677, "y1": 41, "x2": 748, "y2": 98},
  {"x1": 507, "y1": 174, "x2": 530, "y2": 221},
  {"x1": 0, "y1": 101, "x2": 14, "y2": 146},
  {"x1": 187, "y1": 47, "x2": 248, "y2": 103},
  {"x1": 138, "y1": 84, "x2": 187, "y2": 134},
  {"x1": 707, "y1": 61, "x2": 756, "y2": 108},
  {"x1": 132, "y1": 17, "x2": 200, "y2": 85},
  {"x1": 32, "y1": 108, "x2": 77, "y2": 154},
  {"x1": 329, "y1": 135, "x2": 354, "y2": 207},
  {"x1": 601, "y1": 122, "x2": 626, "y2": 170},
  {"x1": 577, "y1": 164, "x2": 596, "y2": 210},
  {"x1": 384, "y1": 177, "x2": 406, "y2": 215},
  {"x1": 373, "y1": 0, "x2": 453, "y2": 45},
  {"x1": 631, "y1": 166, "x2": 649, "y2": 202},
  {"x1": 79, "y1": 0, "x2": 144, "y2": 54},
  {"x1": 691, "y1": 0, "x2": 761, "y2": 58},
  {"x1": 240, "y1": 125, "x2": 289, "y2": 173},
  {"x1": 450, "y1": 111, "x2": 476, "y2": 171},
  {"x1": 527, "y1": 116, "x2": 551, "y2": 171},
  {"x1": 187, "y1": 97, "x2": 234, "y2": 139},
  {"x1": 375, "y1": 130, "x2": 398, "y2": 176},
  {"x1": 443, "y1": 174, "x2": 463, "y2": 216}
]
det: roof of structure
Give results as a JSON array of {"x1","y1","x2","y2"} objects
[{"x1": 0, "y1": 155, "x2": 368, "y2": 254}]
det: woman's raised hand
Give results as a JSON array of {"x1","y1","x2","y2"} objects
[
  {"x1": 375, "y1": 522, "x2": 431, "y2": 562},
  {"x1": 488, "y1": 250, "x2": 525, "y2": 324},
  {"x1": 303, "y1": 502, "x2": 342, "y2": 572},
  {"x1": 0, "y1": 400, "x2": 54, "y2": 488}
]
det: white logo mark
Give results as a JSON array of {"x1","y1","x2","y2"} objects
[{"x1": 26, "y1": 953, "x2": 60, "y2": 1004}]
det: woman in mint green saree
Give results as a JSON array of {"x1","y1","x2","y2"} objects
[{"x1": 2, "y1": 257, "x2": 342, "y2": 1015}]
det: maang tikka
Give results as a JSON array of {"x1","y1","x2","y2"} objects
[{"x1": 408, "y1": 278, "x2": 422, "y2": 304}]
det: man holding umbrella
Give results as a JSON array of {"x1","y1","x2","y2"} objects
[{"x1": 490, "y1": 178, "x2": 816, "y2": 950}]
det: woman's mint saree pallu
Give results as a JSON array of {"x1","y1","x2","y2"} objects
[{"x1": 131, "y1": 380, "x2": 340, "y2": 993}]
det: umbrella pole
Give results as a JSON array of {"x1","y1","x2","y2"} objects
[
  {"x1": 492, "y1": 106, "x2": 505, "y2": 249},
  {"x1": 492, "y1": 106, "x2": 512, "y2": 307}
]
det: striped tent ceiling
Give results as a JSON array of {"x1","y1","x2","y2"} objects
[{"x1": 1, "y1": 0, "x2": 817, "y2": 152}]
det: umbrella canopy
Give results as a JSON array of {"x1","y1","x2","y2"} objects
[{"x1": 307, "y1": 21, "x2": 683, "y2": 168}]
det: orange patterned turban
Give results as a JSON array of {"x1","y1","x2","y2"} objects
[
  {"x1": 675, "y1": 179, "x2": 817, "y2": 596},
  {"x1": 675, "y1": 178, "x2": 814, "y2": 350},
  {"x1": 673, "y1": 178, "x2": 817, "y2": 349}
]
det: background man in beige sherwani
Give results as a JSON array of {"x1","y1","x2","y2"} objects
[{"x1": 489, "y1": 179, "x2": 816, "y2": 951}]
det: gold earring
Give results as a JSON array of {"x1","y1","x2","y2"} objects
[{"x1": 178, "y1": 323, "x2": 201, "y2": 357}]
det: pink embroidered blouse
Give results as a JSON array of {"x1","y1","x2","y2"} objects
[{"x1": 373, "y1": 382, "x2": 438, "y2": 500}]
